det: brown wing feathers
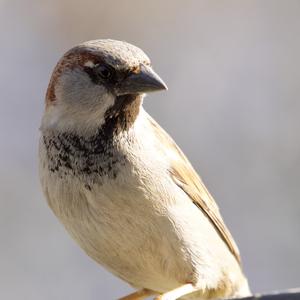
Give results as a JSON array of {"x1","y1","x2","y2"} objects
[{"x1": 149, "y1": 116, "x2": 241, "y2": 264}]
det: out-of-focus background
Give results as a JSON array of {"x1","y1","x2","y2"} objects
[{"x1": 1, "y1": 0, "x2": 300, "y2": 299}]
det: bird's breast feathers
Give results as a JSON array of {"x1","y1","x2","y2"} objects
[{"x1": 39, "y1": 108, "x2": 246, "y2": 295}]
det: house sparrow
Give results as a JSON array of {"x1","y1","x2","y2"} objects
[{"x1": 39, "y1": 39, "x2": 251, "y2": 300}]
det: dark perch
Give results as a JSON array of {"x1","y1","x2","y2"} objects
[{"x1": 235, "y1": 289, "x2": 300, "y2": 300}]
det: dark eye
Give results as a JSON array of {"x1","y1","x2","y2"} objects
[{"x1": 96, "y1": 65, "x2": 113, "y2": 80}]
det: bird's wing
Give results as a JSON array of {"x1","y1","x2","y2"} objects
[{"x1": 148, "y1": 115, "x2": 241, "y2": 264}]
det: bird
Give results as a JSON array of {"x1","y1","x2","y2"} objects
[{"x1": 39, "y1": 39, "x2": 251, "y2": 300}]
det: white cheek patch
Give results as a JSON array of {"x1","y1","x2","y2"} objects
[{"x1": 84, "y1": 61, "x2": 95, "y2": 68}]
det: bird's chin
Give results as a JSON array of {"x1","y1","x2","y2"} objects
[
  {"x1": 100, "y1": 93, "x2": 144, "y2": 133},
  {"x1": 111, "y1": 93, "x2": 144, "y2": 111}
]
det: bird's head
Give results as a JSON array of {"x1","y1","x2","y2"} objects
[{"x1": 42, "y1": 39, "x2": 167, "y2": 134}]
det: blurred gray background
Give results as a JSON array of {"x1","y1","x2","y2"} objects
[{"x1": 0, "y1": 0, "x2": 300, "y2": 299}]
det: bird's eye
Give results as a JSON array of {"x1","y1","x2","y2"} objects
[{"x1": 96, "y1": 65, "x2": 113, "y2": 80}]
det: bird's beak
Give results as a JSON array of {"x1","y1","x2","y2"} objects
[{"x1": 115, "y1": 64, "x2": 168, "y2": 96}]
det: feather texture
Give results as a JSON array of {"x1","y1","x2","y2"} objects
[{"x1": 148, "y1": 116, "x2": 241, "y2": 264}]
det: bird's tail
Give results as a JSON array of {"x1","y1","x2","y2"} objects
[{"x1": 181, "y1": 277, "x2": 251, "y2": 300}]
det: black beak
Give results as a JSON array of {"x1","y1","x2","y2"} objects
[{"x1": 115, "y1": 64, "x2": 168, "y2": 96}]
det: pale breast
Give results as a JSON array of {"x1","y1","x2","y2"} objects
[
  {"x1": 39, "y1": 129, "x2": 194, "y2": 291},
  {"x1": 39, "y1": 112, "x2": 247, "y2": 296}
]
